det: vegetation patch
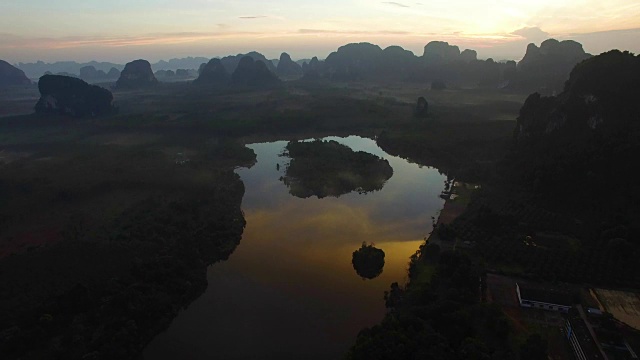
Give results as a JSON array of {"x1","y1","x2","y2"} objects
[
  {"x1": 280, "y1": 139, "x2": 393, "y2": 198},
  {"x1": 352, "y1": 242, "x2": 386, "y2": 279}
]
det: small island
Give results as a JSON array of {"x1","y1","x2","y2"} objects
[
  {"x1": 352, "y1": 242, "x2": 385, "y2": 280},
  {"x1": 280, "y1": 139, "x2": 393, "y2": 198}
]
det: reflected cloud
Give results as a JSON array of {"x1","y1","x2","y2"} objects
[{"x1": 236, "y1": 200, "x2": 424, "y2": 290}]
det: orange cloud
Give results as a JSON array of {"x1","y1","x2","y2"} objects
[{"x1": 0, "y1": 32, "x2": 262, "y2": 50}]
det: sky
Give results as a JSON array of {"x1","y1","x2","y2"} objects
[{"x1": 1, "y1": 0, "x2": 639, "y2": 63}]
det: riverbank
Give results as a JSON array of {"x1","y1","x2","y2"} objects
[{"x1": 426, "y1": 181, "x2": 478, "y2": 251}]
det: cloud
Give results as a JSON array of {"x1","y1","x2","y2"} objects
[
  {"x1": 238, "y1": 16, "x2": 267, "y2": 19},
  {"x1": 558, "y1": 27, "x2": 640, "y2": 54},
  {"x1": 564, "y1": 26, "x2": 640, "y2": 37},
  {"x1": 0, "y1": 32, "x2": 262, "y2": 49},
  {"x1": 298, "y1": 29, "x2": 411, "y2": 35},
  {"x1": 511, "y1": 27, "x2": 550, "y2": 41},
  {"x1": 382, "y1": 1, "x2": 409, "y2": 7}
]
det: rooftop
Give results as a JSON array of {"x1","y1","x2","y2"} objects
[{"x1": 518, "y1": 282, "x2": 574, "y2": 306}]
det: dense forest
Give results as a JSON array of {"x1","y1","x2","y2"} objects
[
  {"x1": 347, "y1": 246, "x2": 523, "y2": 360},
  {"x1": 0, "y1": 122, "x2": 255, "y2": 359}
]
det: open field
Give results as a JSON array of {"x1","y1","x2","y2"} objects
[
  {"x1": 0, "y1": 85, "x2": 40, "y2": 117},
  {"x1": 440, "y1": 182, "x2": 477, "y2": 225},
  {"x1": 593, "y1": 289, "x2": 640, "y2": 330},
  {"x1": 347, "y1": 82, "x2": 526, "y2": 122}
]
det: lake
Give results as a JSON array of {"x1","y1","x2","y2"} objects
[{"x1": 144, "y1": 136, "x2": 446, "y2": 360}]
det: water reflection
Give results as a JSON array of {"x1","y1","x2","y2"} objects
[{"x1": 143, "y1": 136, "x2": 446, "y2": 360}]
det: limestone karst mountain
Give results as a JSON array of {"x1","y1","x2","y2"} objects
[
  {"x1": 422, "y1": 41, "x2": 462, "y2": 63},
  {"x1": 511, "y1": 39, "x2": 592, "y2": 93},
  {"x1": 115, "y1": 59, "x2": 158, "y2": 90},
  {"x1": 79, "y1": 66, "x2": 108, "y2": 81},
  {"x1": 0, "y1": 60, "x2": 32, "y2": 86},
  {"x1": 35, "y1": 74, "x2": 114, "y2": 117},
  {"x1": 194, "y1": 58, "x2": 231, "y2": 86},
  {"x1": 276, "y1": 52, "x2": 303, "y2": 79},
  {"x1": 511, "y1": 50, "x2": 640, "y2": 200},
  {"x1": 220, "y1": 52, "x2": 278, "y2": 75},
  {"x1": 231, "y1": 56, "x2": 280, "y2": 86},
  {"x1": 107, "y1": 67, "x2": 121, "y2": 79}
]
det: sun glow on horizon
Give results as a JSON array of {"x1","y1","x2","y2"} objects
[{"x1": 1, "y1": 0, "x2": 639, "y2": 62}]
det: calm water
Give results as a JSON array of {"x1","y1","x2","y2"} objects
[{"x1": 144, "y1": 136, "x2": 446, "y2": 360}]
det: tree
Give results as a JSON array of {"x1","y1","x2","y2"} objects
[
  {"x1": 352, "y1": 242, "x2": 385, "y2": 279},
  {"x1": 415, "y1": 96, "x2": 429, "y2": 118},
  {"x1": 519, "y1": 334, "x2": 547, "y2": 360}
]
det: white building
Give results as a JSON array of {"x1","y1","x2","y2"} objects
[{"x1": 516, "y1": 282, "x2": 573, "y2": 313}]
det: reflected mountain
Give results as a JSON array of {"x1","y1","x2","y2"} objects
[
  {"x1": 279, "y1": 139, "x2": 393, "y2": 198},
  {"x1": 352, "y1": 242, "x2": 385, "y2": 279}
]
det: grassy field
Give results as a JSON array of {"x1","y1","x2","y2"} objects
[{"x1": 0, "y1": 85, "x2": 40, "y2": 117}]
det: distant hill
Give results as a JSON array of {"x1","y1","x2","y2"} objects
[
  {"x1": 231, "y1": 56, "x2": 280, "y2": 87},
  {"x1": 78, "y1": 66, "x2": 121, "y2": 82},
  {"x1": 314, "y1": 41, "x2": 514, "y2": 87},
  {"x1": 323, "y1": 43, "x2": 403, "y2": 81},
  {"x1": 301, "y1": 57, "x2": 326, "y2": 80},
  {"x1": 300, "y1": 39, "x2": 595, "y2": 90},
  {"x1": 511, "y1": 39, "x2": 591, "y2": 94},
  {"x1": 322, "y1": 42, "x2": 426, "y2": 81},
  {"x1": 150, "y1": 57, "x2": 209, "y2": 72},
  {"x1": 115, "y1": 59, "x2": 158, "y2": 90},
  {"x1": 0, "y1": 59, "x2": 32, "y2": 86},
  {"x1": 508, "y1": 50, "x2": 640, "y2": 227},
  {"x1": 220, "y1": 51, "x2": 278, "y2": 75},
  {"x1": 16, "y1": 58, "x2": 209, "y2": 80},
  {"x1": 276, "y1": 52, "x2": 303, "y2": 79},
  {"x1": 423, "y1": 41, "x2": 466, "y2": 63},
  {"x1": 35, "y1": 75, "x2": 114, "y2": 117},
  {"x1": 14, "y1": 54, "x2": 279, "y2": 82},
  {"x1": 514, "y1": 50, "x2": 639, "y2": 145},
  {"x1": 296, "y1": 58, "x2": 313, "y2": 66},
  {"x1": 12, "y1": 39, "x2": 595, "y2": 89},
  {"x1": 193, "y1": 58, "x2": 231, "y2": 86},
  {"x1": 16, "y1": 61, "x2": 124, "y2": 80}
]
